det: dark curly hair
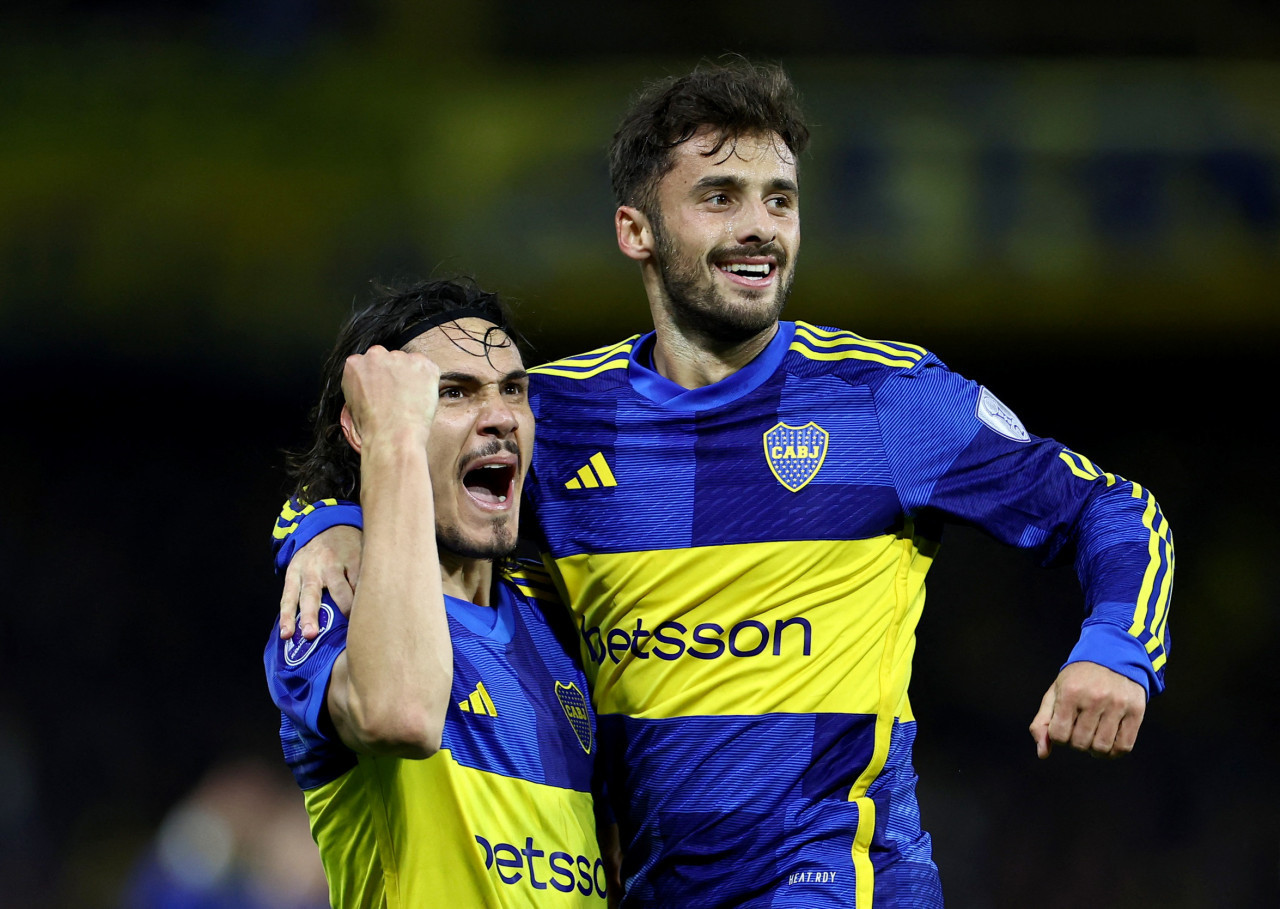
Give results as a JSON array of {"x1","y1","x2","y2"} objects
[
  {"x1": 608, "y1": 57, "x2": 810, "y2": 215},
  {"x1": 285, "y1": 277, "x2": 519, "y2": 504}
]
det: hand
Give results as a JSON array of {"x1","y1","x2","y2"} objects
[
  {"x1": 278, "y1": 525, "x2": 364, "y2": 640},
  {"x1": 278, "y1": 345, "x2": 436, "y2": 641},
  {"x1": 340, "y1": 345, "x2": 440, "y2": 451},
  {"x1": 1029, "y1": 661, "x2": 1146, "y2": 759}
]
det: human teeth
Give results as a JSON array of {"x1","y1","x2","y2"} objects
[
  {"x1": 498, "y1": 495, "x2": 507, "y2": 502},
  {"x1": 724, "y1": 263, "x2": 770, "y2": 275}
]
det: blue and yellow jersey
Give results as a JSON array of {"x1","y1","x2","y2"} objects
[
  {"x1": 263, "y1": 564, "x2": 606, "y2": 908},
  {"x1": 522, "y1": 321, "x2": 1171, "y2": 908},
  {"x1": 273, "y1": 320, "x2": 1172, "y2": 908}
]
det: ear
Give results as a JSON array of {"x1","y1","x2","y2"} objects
[
  {"x1": 616, "y1": 205, "x2": 654, "y2": 262},
  {"x1": 338, "y1": 403, "x2": 362, "y2": 454}
]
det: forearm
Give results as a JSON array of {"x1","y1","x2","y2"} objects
[
  {"x1": 337, "y1": 427, "x2": 451, "y2": 756},
  {"x1": 1069, "y1": 476, "x2": 1174, "y2": 694}
]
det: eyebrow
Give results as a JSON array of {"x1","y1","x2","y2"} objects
[
  {"x1": 692, "y1": 174, "x2": 799, "y2": 195},
  {"x1": 438, "y1": 369, "x2": 529, "y2": 384}
]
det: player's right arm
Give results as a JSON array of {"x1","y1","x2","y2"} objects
[{"x1": 322, "y1": 345, "x2": 450, "y2": 757}]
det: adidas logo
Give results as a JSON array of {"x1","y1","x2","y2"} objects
[
  {"x1": 565, "y1": 452, "x2": 617, "y2": 490},
  {"x1": 458, "y1": 681, "x2": 498, "y2": 717}
]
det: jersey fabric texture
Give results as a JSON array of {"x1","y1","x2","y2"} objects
[
  {"x1": 264, "y1": 564, "x2": 606, "y2": 908},
  {"x1": 273, "y1": 320, "x2": 1173, "y2": 909}
]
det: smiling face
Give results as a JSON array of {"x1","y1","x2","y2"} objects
[
  {"x1": 403, "y1": 318, "x2": 533, "y2": 562},
  {"x1": 647, "y1": 128, "x2": 800, "y2": 343}
]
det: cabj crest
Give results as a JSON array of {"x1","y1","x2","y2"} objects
[
  {"x1": 763, "y1": 421, "x2": 829, "y2": 492},
  {"x1": 555, "y1": 681, "x2": 593, "y2": 754}
]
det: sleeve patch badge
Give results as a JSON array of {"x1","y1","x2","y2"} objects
[
  {"x1": 976, "y1": 387, "x2": 1029, "y2": 442},
  {"x1": 284, "y1": 602, "x2": 336, "y2": 667},
  {"x1": 555, "y1": 681, "x2": 593, "y2": 754}
]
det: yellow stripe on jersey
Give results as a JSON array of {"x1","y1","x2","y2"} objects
[
  {"x1": 1128, "y1": 482, "x2": 1175, "y2": 669},
  {"x1": 1057, "y1": 451, "x2": 1173, "y2": 667},
  {"x1": 304, "y1": 750, "x2": 602, "y2": 908},
  {"x1": 791, "y1": 322, "x2": 924, "y2": 369},
  {"x1": 554, "y1": 535, "x2": 937, "y2": 721},
  {"x1": 838, "y1": 528, "x2": 925, "y2": 907},
  {"x1": 273, "y1": 497, "x2": 339, "y2": 540},
  {"x1": 507, "y1": 563, "x2": 561, "y2": 605},
  {"x1": 851, "y1": 795, "x2": 876, "y2": 909},
  {"x1": 795, "y1": 321, "x2": 927, "y2": 360},
  {"x1": 1152, "y1": 540, "x2": 1175, "y2": 663},
  {"x1": 530, "y1": 338, "x2": 638, "y2": 380},
  {"x1": 1057, "y1": 449, "x2": 1120, "y2": 486}
]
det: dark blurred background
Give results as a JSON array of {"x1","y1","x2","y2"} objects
[{"x1": 2, "y1": 2, "x2": 1277, "y2": 907}]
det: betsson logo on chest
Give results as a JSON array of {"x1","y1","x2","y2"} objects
[
  {"x1": 474, "y1": 834, "x2": 607, "y2": 898},
  {"x1": 581, "y1": 615, "x2": 813, "y2": 665}
]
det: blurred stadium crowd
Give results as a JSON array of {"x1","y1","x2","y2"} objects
[{"x1": 2, "y1": 2, "x2": 1277, "y2": 906}]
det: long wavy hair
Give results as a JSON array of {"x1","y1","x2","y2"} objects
[{"x1": 285, "y1": 277, "x2": 519, "y2": 504}]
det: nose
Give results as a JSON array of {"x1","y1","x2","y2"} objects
[
  {"x1": 735, "y1": 197, "x2": 777, "y2": 246},
  {"x1": 477, "y1": 389, "x2": 519, "y2": 438}
]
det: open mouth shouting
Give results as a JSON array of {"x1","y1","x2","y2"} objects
[{"x1": 461, "y1": 452, "x2": 519, "y2": 508}]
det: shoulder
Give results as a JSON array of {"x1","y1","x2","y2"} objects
[
  {"x1": 785, "y1": 321, "x2": 943, "y2": 382},
  {"x1": 502, "y1": 559, "x2": 564, "y2": 608},
  {"x1": 501, "y1": 560, "x2": 582, "y2": 660},
  {"x1": 529, "y1": 336, "x2": 640, "y2": 386}
]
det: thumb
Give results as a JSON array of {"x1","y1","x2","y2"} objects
[{"x1": 1029, "y1": 685, "x2": 1056, "y2": 760}]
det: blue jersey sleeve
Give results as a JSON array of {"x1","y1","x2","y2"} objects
[
  {"x1": 263, "y1": 594, "x2": 356, "y2": 787},
  {"x1": 271, "y1": 496, "x2": 364, "y2": 573},
  {"x1": 877, "y1": 358, "x2": 1173, "y2": 695}
]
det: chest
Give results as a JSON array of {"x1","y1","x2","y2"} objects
[
  {"x1": 442, "y1": 617, "x2": 596, "y2": 790},
  {"x1": 530, "y1": 376, "x2": 906, "y2": 556}
]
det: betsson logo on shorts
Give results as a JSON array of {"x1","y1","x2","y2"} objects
[
  {"x1": 581, "y1": 615, "x2": 813, "y2": 665},
  {"x1": 474, "y1": 834, "x2": 607, "y2": 898}
]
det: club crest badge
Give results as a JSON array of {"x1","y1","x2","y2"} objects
[
  {"x1": 555, "y1": 681, "x2": 593, "y2": 754},
  {"x1": 763, "y1": 421, "x2": 829, "y2": 492},
  {"x1": 284, "y1": 602, "x2": 335, "y2": 667}
]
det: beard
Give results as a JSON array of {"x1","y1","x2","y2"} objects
[
  {"x1": 436, "y1": 438, "x2": 522, "y2": 561},
  {"x1": 437, "y1": 518, "x2": 518, "y2": 562},
  {"x1": 651, "y1": 210, "x2": 796, "y2": 345}
]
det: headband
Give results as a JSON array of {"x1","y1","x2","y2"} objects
[{"x1": 389, "y1": 307, "x2": 503, "y2": 351}]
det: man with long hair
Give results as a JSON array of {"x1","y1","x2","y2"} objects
[{"x1": 266, "y1": 279, "x2": 607, "y2": 907}]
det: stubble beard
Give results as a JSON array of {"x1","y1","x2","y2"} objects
[
  {"x1": 436, "y1": 438, "x2": 522, "y2": 562},
  {"x1": 437, "y1": 519, "x2": 518, "y2": 562},
  {"x1": 652, "y1": 212, "x2": 795, "y2": 346}
]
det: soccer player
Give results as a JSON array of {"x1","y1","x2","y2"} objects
[
  {"x1": 265, "y1": 279, "x2": 608, "y2": 907},
  {"x1": 275, "y1": 64, "x2": 1172, "y2": 907}
]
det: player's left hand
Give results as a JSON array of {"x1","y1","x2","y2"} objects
[{"x1": 1029, "y1": 661, "x2": 1146, "y2": 759}]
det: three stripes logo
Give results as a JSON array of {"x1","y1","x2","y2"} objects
[
  {"x1": 458, "y1": 681, "x2": 498, "y2": 717},
  {"x1": 564, "y1": 452, "x2": 617, "y2": 490}
]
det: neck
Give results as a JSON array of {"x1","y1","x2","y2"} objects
[
  {"x1": 643, "y1": 281, "x2": 779, "y2": 390},
  {"x1": 438, "y1": 553, "x2": 496, "y2": 606},
  {"x1": 650, "y1": 321, "x2": 778, "y2": 389}
]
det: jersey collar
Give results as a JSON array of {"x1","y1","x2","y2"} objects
[
  {"x1": 444, "y1": 579, "x2": 515, "y2": 643},
  {"x1": 627, "y1": 321, "x2": 796, "y2": 410}
]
